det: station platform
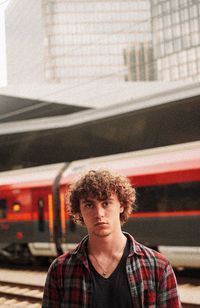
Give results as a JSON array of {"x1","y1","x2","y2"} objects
[{"x1": 0, "y1": 268, "x2": 46, "y2": 287}]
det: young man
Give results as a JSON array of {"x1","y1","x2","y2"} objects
[{"x1": 42, "y1": 169, "x2": 181, "y2": 308}]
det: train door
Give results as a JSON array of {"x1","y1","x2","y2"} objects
[
  {"x1": 28, "y1": 187, "x2": 57, "y2": 257},
  {"x1": 59, "y1": 184, "x2": 87, "y2": 253}
]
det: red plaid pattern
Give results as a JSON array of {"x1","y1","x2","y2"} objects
[{"x1": 42, "y1": 233, "x2": 181, "y2": 308}]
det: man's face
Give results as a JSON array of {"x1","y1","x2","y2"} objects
[{"x1": 79, "y1": 193, "x2": 124, "y2": 238}]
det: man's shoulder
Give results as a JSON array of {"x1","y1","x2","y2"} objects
[
  {"x1": 48, "y1": 236, "x2": 89, "y2": 273},
  {"x1": 128, "y1": 234, "x2": 169, "y2": 267},
  {"x1": 134, "y1": 240, "x2": 170, "y2": 268},
  {"x1": 49, "y1": 245, "x2": 81, "y2": 270}
]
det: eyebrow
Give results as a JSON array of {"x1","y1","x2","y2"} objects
[
  {"x1": 81, "y1": 199, "x2": 94, "y2": 204},
  {"x1": 81, "y1": 197, "x2": 114, "y2": 203}
]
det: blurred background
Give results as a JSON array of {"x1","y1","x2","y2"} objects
[
  {"x1": 0, "y1": 1, "x2": 200, "y2": 307},
  {"x1": 0, "y1": 0, "x2": 200, "y2": 171},
  {"x1": 1, "y1": 0, "x2": 200, "y2": 100}
]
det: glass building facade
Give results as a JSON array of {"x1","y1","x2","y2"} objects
[
  {"x1": 4, "y1": 0, "x2": 200, "y2": 84},
  {"x1": 151, "y1": 0, "x2": 200, "y2": 81},
  {"x1": 42, "y1": 0, "x2": 151, "y2": 82}
]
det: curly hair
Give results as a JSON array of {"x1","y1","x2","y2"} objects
[{"x1": 66, "y1": 169, "x2": 136, "y2": 226}]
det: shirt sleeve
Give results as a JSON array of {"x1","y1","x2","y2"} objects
[
  {"x1": 42, "y1": 260, "x2": 63, "y2": 308},
  {"x1": 157, "y1": 262, "x2": 182, "y2": 308}
]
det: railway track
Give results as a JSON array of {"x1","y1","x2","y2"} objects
[
  {"x1": 0, "y1": 281, "x2": 199, "y2": 308},
  {"x1": 0, "y1": 267, "x2": 199, "y2": 307},
  {"x1": 0, "y1": 280, "x2": 43, "y2": 307},
  {"x1": 0, "y1": 267, "x2": 45, "y2": 307},
  {"x1": 177, "y1": 270, "x2": 200, "y2": 308}
]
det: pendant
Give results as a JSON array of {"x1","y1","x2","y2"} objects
[{"x1": 102, "y1": 272, "x2": 107, "y2": 277}]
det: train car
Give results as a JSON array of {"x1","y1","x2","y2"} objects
[
  {"x1": 0, "y1": 163, "x2": 68, "y2": 262},
  {"x1": 0, "y1": 141, "x2": 199, "y2": 268}
]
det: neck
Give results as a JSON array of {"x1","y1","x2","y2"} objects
[{"x1": 88, "y1": 231, "x2": 127, "y2": 256}]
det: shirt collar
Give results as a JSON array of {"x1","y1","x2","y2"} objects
[
  {"x1": 123, "y1": 232, "x2": 145, "y2": 257},
  {"x1": 72, "y1": 232, "x2": 144, "y2": 258}
]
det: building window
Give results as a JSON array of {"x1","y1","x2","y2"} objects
[
  {"x1": 171, "y1": 0, "x2": 180, "y2": 10},
  {"x1": 188, "y1": 61, "x2": 197, "y2": 76},
  {"x1": 165, "y1": 41, "x2": 173, "y2": 54},
  {"x1": 172, "y1": 11, "x2": 180, "y2": 24},
  {"x1": 187, "y1": 48, "x2": 196, "y2": 61},
  {"x1": 181, "y1": 35, "x2": 190, "y2": 49},
  {"x1": 163, "y1": 57, "x2": 169, "y2": 69},
  {"x1": 196, "y1": 47, "x2": 200, "y2": 59},
  {"x1": 162, "y1": 1, "x2": 170, "y2": 13},
  {"x1": 173, "y1": 24, "x2": 181, "y2": 38},
  {"x1": 181, "y1": 22, "x2": 190, "y2": 35},
  {"x1": 180, "y1": 8, "x2": 189, "y2": 21},
  {"x1": 171, "y1": 66, "x2": 179, "y2": 80},
  {"x1": 179, "y1": 50, "x2": 187, "y2": 63},
  {"x1": 159, "y1": 43, "x2": 165, "y2": 57},
  {"x1": 179, "y1": 64, "x2": 188, "y2": 78},
  {"x1": 197, "y1": 60, "x2": 200, "y2": 77},
  {"x1": 164, "y1": 28, "x2": 172, "y2": 40},
  {"x1": 173, "y1": 38, "x2": 182, "y2": 52},
  {"x1": 189, "y1": 5, "x2": 198, "y2": 18},
  {"x1": 163, "y1": 14, "x2": 171, "y2": 27},
  {"x1": 190, "y1": 19, "x2": 199, "y2": 33},
  {"x1": 170, "y1": 54, "x2": 178, "y2": 66},
  {"x1": 191, "y1": 33, "x2": 199, "y2": 46}
]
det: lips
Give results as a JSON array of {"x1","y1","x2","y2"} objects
[{"x1": 94, "y1": 222, "x2": 108, "y2": 227}]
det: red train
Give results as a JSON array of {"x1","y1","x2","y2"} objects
[{"x1": 0, "y1": 141, "x2": 199, "y2": 268}]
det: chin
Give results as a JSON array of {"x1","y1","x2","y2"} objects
[{"x1": 94, "y1": 231, "x2": 111, "y2": 238}]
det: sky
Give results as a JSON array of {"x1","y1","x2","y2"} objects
[{"x1": 0, "y1": 0, "x2": 9, "y2": 87}]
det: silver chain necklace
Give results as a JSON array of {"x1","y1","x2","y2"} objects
[{"x1": 90, "y1": 246, "x2": 125, "y2": 277}]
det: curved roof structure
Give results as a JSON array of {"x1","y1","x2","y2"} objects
[{"x1": 0, "y1": 82, "x2": 199, "y2": 171}]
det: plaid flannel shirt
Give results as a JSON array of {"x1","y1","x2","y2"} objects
[{"x1": 42, "y1": 232, "x2": 181, "y2": 308}]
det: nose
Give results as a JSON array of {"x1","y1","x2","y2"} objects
[{"x1": 95, "y1": 204, "x2": 105, "y2": 218}]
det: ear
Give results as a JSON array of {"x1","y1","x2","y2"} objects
[
  {"x1": 74, "y1": 213, "x2": 83, "y2": 221},
  {"x1": 120, "y1": 204, "x2": 124, "y2": 213}
]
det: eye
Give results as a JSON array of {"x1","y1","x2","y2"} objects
[
  {"x1": 103, "y1": 200, "x2": 110, "y2": 207},
  {"x1": 85, "y1": 202, "x2": 94, "y2": 209}
]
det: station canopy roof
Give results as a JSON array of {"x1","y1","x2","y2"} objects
[
  {"x1": 0, "y1": 94, "x2": 90, "y2": 123},
  {"x1": 0, "y1": 81, "x2": 199, "y2": 171}
]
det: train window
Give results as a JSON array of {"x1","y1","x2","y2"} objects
[
  {"x1": 136, "y1": 181, "x2": 200, "y2": 212},
  {"x1": 38, "y1": 198, "x2": 45, "y2": 232},
  {"x1": 0, "y1": 199, "x2": 7, "y2": 218}
]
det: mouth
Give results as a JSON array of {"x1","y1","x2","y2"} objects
[{"x1": 94, "y1": 222, "x2": 108, "y2": 227}]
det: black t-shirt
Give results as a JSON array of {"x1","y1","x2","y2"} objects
[{"x1": 89, "y1": 240, "x2": 133, "y2": 308}]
